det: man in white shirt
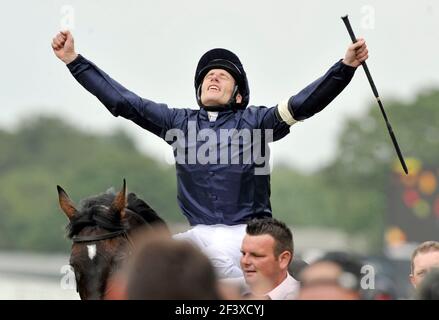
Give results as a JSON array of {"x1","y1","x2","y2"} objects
[{"x1": 240, "y1": 218, "x2": 299, "y2": 299}]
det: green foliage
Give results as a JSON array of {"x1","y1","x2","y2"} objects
[
  {"x1": 1, "y1": 89, "x2": 438, "y2": 253},
  {"x1": 271, "y1": 89, "x2": 439, "y2": 252},
  {"x1": 324, "y1": 89, "x2": 438, "y2": 251},
  {"x1": 0, "y1": 116, "x2": 181, "y2": 252}
]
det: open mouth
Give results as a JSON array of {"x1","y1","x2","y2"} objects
[{"x1": 208, "y1": 85, "x2": 220, "y2": 92}]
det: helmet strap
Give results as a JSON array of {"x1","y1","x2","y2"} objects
[{"x1": 227, "y1": 85, "x2": 239, "y2": 105}]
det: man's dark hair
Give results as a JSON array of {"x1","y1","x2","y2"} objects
[
  {"x1": 303, "y1": 251, "x2": 363, "y2": 292},
  {"x1": 126, "y1": 234, "x2": 220, "y2": 300},
  {"x1": 246, "y1": 218, "x2": 293, "y2": 258},
  {"x1": 317, "y1": 251, "x2": 363, "y2": 279}
]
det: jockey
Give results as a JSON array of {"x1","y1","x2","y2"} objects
[{"x1": 51, "y1": 31, "x2": 368, "y2": 279}]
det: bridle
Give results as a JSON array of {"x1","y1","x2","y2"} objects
[
  {"x1": 72, "y1": 230, "x2": 128, "y2": 243},
  {"x1": 70, "y1": 220, "x2": 135, "y2": 296},
  {"x1": 71, "y1": 207, "x2": 140, "y2": 245},
  {"x1": 66, "y1": 200, "x2": 152, "y2": 298}
]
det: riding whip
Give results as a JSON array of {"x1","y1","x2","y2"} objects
[{"x1": 341, "y1": 15, "x2": 408, "y2": 174}]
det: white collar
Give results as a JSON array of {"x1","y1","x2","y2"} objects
[
  {"x1": 207, "y1": 111, "x2": 218, "y2": 122},
  {"x1": 266, "y1": 273, "x2": 300, "y2": 300}
]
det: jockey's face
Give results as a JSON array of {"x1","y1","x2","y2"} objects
[{"x1": 201, "y1": 68, "x2": 242, "y2": 107}]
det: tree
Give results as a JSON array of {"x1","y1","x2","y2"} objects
[
  {"x1": 319, "y1": 89, "x2": 439, "y2": 251},
  {"x1": 0, "y1": 116, "x2": 180, "y2": 252}
]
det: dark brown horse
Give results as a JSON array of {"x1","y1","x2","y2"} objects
[{"x1": 57, "y1": 179, "x2": 167, "y2": 299}]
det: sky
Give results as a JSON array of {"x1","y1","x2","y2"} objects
[{"x1": 1, "y1": 0, "x2": 438, "y2": 172}]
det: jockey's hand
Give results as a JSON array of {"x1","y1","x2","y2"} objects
[
  {"x1": 51, "y1": 30, "x2": 78, "y2": 64},
  {"x1": 342, "y1": 38, "x2": 368, "y2": 68}
]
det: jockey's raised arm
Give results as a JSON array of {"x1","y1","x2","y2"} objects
[{"x1": 52, "y1": 30, "x2": 369, "y2": 282}]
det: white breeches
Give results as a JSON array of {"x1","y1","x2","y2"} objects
[{"x1": 173, "y1": 224, "x2": 246, "y2": 279}]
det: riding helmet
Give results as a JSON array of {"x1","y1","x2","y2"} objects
[{"x1": 194, "y1": 48, "x2": 250, "y2": 109}]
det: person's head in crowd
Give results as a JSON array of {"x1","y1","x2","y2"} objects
[
  {"x1": 298, "y1": 251, "x2": 363, "y2": 300},
  {"x1": 240, "y1": 218, "x2": 295, "y2": 298},
  {"x1": 410, "y1": 241, "x2": 439, "y2": 288},
  {"x1": 289, "y1": 257, "x2": 309, "y2": 280},
  {"x1": 125, "y1": 232, "x2": 221, "y2": 299},
  {"x1": 416, "y1": 267, "x2": 439, "y2": 300}
]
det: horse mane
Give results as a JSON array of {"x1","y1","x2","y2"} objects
[{"x1": 66, "y1": 189, "x2": 165, "y2": 239}]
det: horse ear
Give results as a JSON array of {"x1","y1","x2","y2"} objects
[
  {"x1": 111, "y1": 179, "x2": 127, "y2": 219},
  {"x1": 57, "y1": 185, "x2": 77, "y2": 220}
]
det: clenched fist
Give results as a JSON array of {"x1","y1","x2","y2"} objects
[
  {"x1": 51, "y1": 30, "x2": 78, "y2": 64},
  {"x1": 342, "y1": 38, "x2": 368, "y2": 68}
]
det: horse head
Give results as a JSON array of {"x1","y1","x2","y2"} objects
[{"x1": 57, "y1": 179, "x2": 167, "y2": 299}]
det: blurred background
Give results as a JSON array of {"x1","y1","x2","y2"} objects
[{"x1": 0, "y1": 0, "x2": 438, "y2": 299}]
